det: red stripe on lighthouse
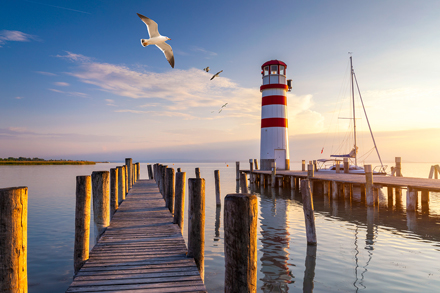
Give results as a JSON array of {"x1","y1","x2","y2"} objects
[
  {"x1": 260, "y1": 84, "x2": 289, "y2": 91},
  {"x1": 262, "y1": 95, "x2": 286, "y2": 106},
  {"x1": 261, "y1": 118, "x2": 288, "y2": 128}
]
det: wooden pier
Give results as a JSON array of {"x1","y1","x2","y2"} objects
[{"x1": 66, "y1": 179, "x2": 206, "y2": 292}]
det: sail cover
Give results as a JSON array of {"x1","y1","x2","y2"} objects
[{"x1": 330, "y1": 147, "x2": 357, "y2": 158}]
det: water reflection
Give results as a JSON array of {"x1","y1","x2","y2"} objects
[
  {"x1": 259, "y1": 187, "x2": 293, "y2": 292},
  {"x1": 303, "y1": 245, "x2": 317, "y2": 293},
  {"x1": 214, "y1": 206, "x2": 221, "y2": 243}
]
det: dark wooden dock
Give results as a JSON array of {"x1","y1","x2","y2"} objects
[{"x1": 66, "y1": 179, "x2": 206, "y2": 292}]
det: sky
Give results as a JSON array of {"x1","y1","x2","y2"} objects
[{"x1": 1, "y1": 0, "x2": 440, "y2": 163}]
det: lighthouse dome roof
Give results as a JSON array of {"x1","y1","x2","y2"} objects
[{"x1": 261, "y1": 60, "x2": 287, "y2": 69}]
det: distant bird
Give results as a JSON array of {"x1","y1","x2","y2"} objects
[
  {"x1": 204, "y1": 67, "x2": 210, "y2": 72},
  {"x1": 213, "y1": 102, "x2": 228, "y2": 114},
  {"x1": 210, "y1": 70, "x2": 223, "y2": 80},
  {"x1": 137, "y1": 13, "x2": 174, "y2": 68},
  {"x1": 221, "y1": 103, "x2": 228, "y2": 108}
]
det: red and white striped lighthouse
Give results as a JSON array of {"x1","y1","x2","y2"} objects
[{"x1": 260, "y1": 60, "x2": 290, "y2": 170}]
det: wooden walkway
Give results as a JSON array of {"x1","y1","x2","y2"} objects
[
  {"x1": 66, "y1": 179, "x2": 206, "y2": 293},
  {"x1": 243, "y1": 170, "x2": 440, "y2": 192}
]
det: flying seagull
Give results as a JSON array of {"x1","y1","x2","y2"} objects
[
  {"x1": 137, "y1": 13, "x2": 174, "y2": 68},
  {"x1": 204, "y1": 67, "x2": 210, "y2": 72},
  {"x1": 210, "y1": 70, "x2": 223, "y2": 80}
]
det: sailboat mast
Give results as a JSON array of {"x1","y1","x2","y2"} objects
[{"x1": 350, "y1": 56, "x2": 357, "y2": 167}]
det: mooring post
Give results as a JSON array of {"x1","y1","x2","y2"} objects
[
  {"x1": 224, "y1": 193, "x2": 258, "y2": 293},
  {"x1": 336, "y1": 160, "x2": 340, "y2": 173},
  {"x1": 125, "y1": 158, "x2": 132, "y2": 190},
  {"x1": 153, "y1": 164, "x2": 158, "y2": 183},
  {"x1": 188, "y1": 178, "x2": 205, "y2": 281},
  {"x1": 74, "y1": 176, "x2": 91, "y2": 275},
  {"x1": 313, "y1": 160, "x2": 317, "y2": 172},
  {"x1": 308, "y1": 164, "x2": 314, "y2": 178},
  {"x1": 301, "y1": 180, "x2": 317, "y2": 245},
  {"x1": 302, "y1": 160, "x2": 306, "y2": 171},
  {"x1": 406, "y1": 186, "x2": 417, "y2": 211},
  {"x1": 132, "y1": 163, "x2": 136, "y2": 184},
  {"x1": 177, "y1": 167, "x2": 181, "y2": 172},
  {"x1": 214, "y1": 170, "x2": 221, "y2": 206},
  {"x1": 0, "y1": 186, "x2": 28, "y2": 292},
  {"x1": 124, "y1": 165, "x2": 128, "y2": 196},
  {"x1": 254, "y1": 159, "x2": 259, "y2": 170},
  {"x1": 421, "y1": 189, "x2": 429, "y2": 204},
  {"x1": 365, "y1": 165, "x2": 374, "y2": 206},
  {"x1": 91, "y1": 171, "x2": 110, "y2": 237},
  {"x1": 271, "y1": 161, "x2": 276, "y2": 186},
  {"x1": 290, "y1": 176, "x2": 295, "y2": 189},
  {"x1": 136, "y1": 162, "x2": 140, "y2": 181},
  {"x1": 110, "y1": 168, "x2": 118, "y2": 216},
  {"x1": 195, "y1": 167, "x2": 201, "y2": 179},
  {"x1": 396, "y1": 157, "x2": 402, "y2": 177},
  {"x1": 161, "y1": 165, "x2": 168, "y2": 197},
  {"x1": 387, "y1": 186, "x2": 393, "y2": 208},
  {"x1": 240, "y1": 172, "x2": 249, "y2": 194},
  {"x1": 174, "y1": 172, "x2": 186, "y2": 234},
  {"x1": 147, "y1": 164, "x2": 152, "y2": 180},
  {"x1": 343, "y1": 158, "x2": 349, "y2": 173},
  {"x1": 165, "y1": 168, "x2": 175, "y2": 214},
  {"x1": 249, "y1": 159, "x2": 254, "y2": 183},
  {"x1": 117, "y1": 166, "x2": 125, "y2": 204},
  {"x1": 236, "y1": 161, "x2": 240, "y2": 181}
]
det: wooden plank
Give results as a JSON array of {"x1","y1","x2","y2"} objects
[{"x1": 67, "y1": 180, "x2": 206, "y2": 292}]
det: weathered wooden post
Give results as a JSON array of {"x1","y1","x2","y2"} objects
[
  {"x1": 174, "y1": 172, "x2": 186, "y2": 233},
  {"x1": 343, "y1": 158, "x2": 349, "y2": 173},
  {"x1": 249, "y1": 159, "x2": 254, "y2": 183},
  {"x1": 0, "y1": 186, "x2": 28, "y2": 292},
  {"x1": 254, "y1": 159, "x2": 259, "y2": 170},
  {"x1": 365, "y1": 165, "x2": 374, "y2": 206},
  {"x1": 271, "y1": 161, "x2": 276, "y2": 186},
  {"x1": 307, "y1": 164, "x2": 314, "y2": 178},
  {"x1": 74, "y1": 176, "x2": 91, "y2": 275},
  {"x1": 136, "y1": 162, "x2": 140, "y2": 181},
  {"x1": 125, "y1": 158, "x2": 132, "y2": 190},
  {"x1": 395, "y1": 157, "x2": 402, "y2": 177},
  {"x1": 132, "y1": 163, "x2": 136, "y2": 184},
  {"x1": 387, "y1": 186, "x2": 394, "y2": 208},
  {"x1": 160, "y1": 165, "x2": 168, "y2": 197},
  {"x1": 301, "y1": 180, "x2": 317, "y2": 245},
  {"x1": 110, "y1": 168, "x2": 118, "y2": 215},
  {"x1": 303, "y1": 245, "x2": 317, "y2": 292},
  {"x1": 332, "y1": 181, "x2": 338, "y2": 200},
  {"x1": 335, "y1": 160, "x2": 340, "y2": 173},
  {"x1": 165, "y1": 168, "x2": 175, "y2": 214},
  {"x1": 214, "y1": 170, "x2": 221, "y2": 206},
  {"x1": 224, "y1": 193, "x2": 258, "y2": 293},
  {"x1": 91, "y1": 171, "x2": 110, "y2": 237},
  {"x1": 177, "y1": 167, "x2": 181, "y2": 172},
  {"x1": 240, "y1": 172, "x2": 249, "y2": 194},
  {"x1": 147, "y1": 164, "x2": 152, "y2": 180},
  {"x1": 153, "y1": 164, "x2": 158, "y2": 183},
  {"x1": 290, "y1": 176, "x2": 295, "y2": 189},
  {"x1": 406, "y1": 186, "x2": 417, "y2": 211},
  {"x1": 195, "y1": 167, "x2": 201, "y2": 179},
  {"x1": 117, "y1": 166, "x2": 125, "y2": 203},
  {"x1": 236, "y1": 161, "x2": 240, "y2": 181},
  {"x1": 124, "y1": 165, "x2": 128, "y2": 195},
  {"x1": 302, "y1": 160, "x2": 306, "y2": 171},
  {"x1": 188, "y1": 178, "x2": 205, "y2": 281}
]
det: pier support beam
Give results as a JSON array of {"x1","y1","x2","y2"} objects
[
  {"x1": 387, "y1": 186, "x2": 394, "y2": 209},
  {"x1": 92, "y1": 171, "x2": 110, "y2": 236},
  {"x1": 236, "y1": 161, "x2": 240, "y2": 181},
  {"x1": 331, "y1": 181, "x2": 338, "y2": 200},
  {"x1": 174, "y1": 172, "x2": 186, "y2": 234},
  {"x1": 406, "y1": 187, "x2": 417, "y2": 212},
  {"x1": 125, "y1": 158, "x2": 132, "y2": 190},
  {"x1": 188, "y1": 178, "x2": 205, "y2": 281},
  {"x1": 165, "y1": 168, "x2": 175, "y2": 214},
  {"x1": 74, "y1": 176, "x2": 91, "y2": 275},
  {"x1": 301, "y1": 180, "x2": 317, "y2": 245},
  {"x1": 214, "y1": 170, "x2": 221, "y2": 206},
  {"x1": 365, "y1": 165, "x2": 375, "y2": 206},
  {"x1": 0, "y1": 187, "x2": 28, "y2": 292},
  {"x1": 117, "y1": 166, "x2": 125, "y2": 204},
  {"x1": 224, "y1": 193, "x2": 258, "y2": 293},
  {"x1": 240, "y1": 172, "x2": 249, "y2": 194},
  {"x1": 110, "y1": 168, "x2": 118, "y2": 216}
]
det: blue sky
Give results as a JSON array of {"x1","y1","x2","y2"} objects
[{"x1": 1, "y1": 0, "x2": 440, "y2": 162}]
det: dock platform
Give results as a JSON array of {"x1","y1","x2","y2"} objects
[{"x1": 66, "y1": 179, "x2": 206, "y2": 292}]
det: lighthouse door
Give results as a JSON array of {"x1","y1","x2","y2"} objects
[{"x1": 274, "y1": 149, "x2": 286, "y2": 170}]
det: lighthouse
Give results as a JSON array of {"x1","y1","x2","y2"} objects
[{"x1": 260, "y1": 60, "x2": 291, "y2": 171}]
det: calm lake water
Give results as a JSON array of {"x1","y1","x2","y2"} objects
[{"x1": 1, "y1": 162, "x2": 440, "y2": 292}]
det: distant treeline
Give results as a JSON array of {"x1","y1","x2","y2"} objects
[{"x1": 0, "y1": 157, "x2": 96, "y2": 165}]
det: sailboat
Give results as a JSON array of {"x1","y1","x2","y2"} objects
[{"x1": 317, "y1": 56, "x2": 387, "y2": 175}]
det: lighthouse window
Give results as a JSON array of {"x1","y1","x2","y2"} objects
[
  {"x1": 271, "y1": 65, "x2": 278, "y2": 75},
  {"x1": 264, "y1": 66, "x2": 269, "y2": 76},
  {"x1": 279, "y1": 65, "x2": 285, "y2": 75}
]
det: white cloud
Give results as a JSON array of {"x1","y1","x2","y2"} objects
[
  {"x1": 56, "y1": 51, "x2": 91, "y2": 62},
  {"x1": 48, "y1": 88, "x2": 87, "y2": 97},
  {"x1": 0, "y1": 30, "x2": 38, "y2": 47},
  {"x1": 15, "y1": 96, "x2": 23, "y2": 100},
  {"x1": 190, "y1": 46, "x2": 218, "y2": 58},
  {"x1": 54, "y1": 82, "x2": 70, "y2": 86},
  {"x1": 36, "y1": 71, "x2": 57, "y2": 76}
]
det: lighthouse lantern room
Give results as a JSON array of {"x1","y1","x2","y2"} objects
[{"x1": 260, "y1": 60, "x2": 291, "y2": 171}]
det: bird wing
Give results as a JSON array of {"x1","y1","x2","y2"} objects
[
  {"x1": 137, "y1": 13, "x2": 160, "y2": 38},
  {"x1": 155, "y1": 42, "x2": 175, "y2": 68},
  {"x1": 210, "y1": 70, "x2": 222, "y2": 80}
]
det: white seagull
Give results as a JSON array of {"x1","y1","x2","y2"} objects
[
  {"x1": 137, "y1": 13, "x2": 174, "y2": 68},
  {"x1": 210, "y1": 70, "x2": 223, "y2": 80}
]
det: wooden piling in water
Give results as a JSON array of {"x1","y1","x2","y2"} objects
[
  {"x1": 271, "y1": 162, "x2": 276, "y2": 186},
  {"x1": 177, "y1": 168, "x2": 181, "y2": 172},
  {"x1": 240, "y1": 172, "x2": 249, "y2": 194},
  {"x1": 110, "y1": 168, "x2": 118, "y2": 215},
  {"x1": 214, "y1": 170, "x2": 221, "y2": 206},
  {"x1": 224, "y1": 193, "x2": 258, "y2": 293},
  {"x1": 336, "y1": 160, "x2": 341, "y2": 173},
  {"x1": 301, "y1": 180, "x2": 317, "y2": 245},
  {"x1": 195, "y1": 167, "x2": 201, "y2": 179},
  {"x1": 406, "y1": 187, "x2": 417, "y2": 211},
  {"x1": 236, "y1": 161, "x2": 240, "y2": 180},
  {"x1": 118, "y1": 166, "x2": 125, "y2": 203},
  {"x1": 188, "y1": 178, "x2": 205, "y2": 281},
  {"x1": 332, "y1": 181, "x2": 338, "y2": 200},
  {"x1": 0, "y1": 186, "x2": 28, "y2": 292},
  {"x1": 387, "y1": 186, "x2": 394, "y2": 208},
  {"x1": 254, "y1": 159, "x2": 259, "y2": 170},
  {"x1": 343, "y1": 158, "x2": 349, "y2": 173},
  {"x1": 165, "y1": 168, "x2": 175, "y2": 214},
  {"x1": 302, "y1": 160, "x2": 306, "y2": 171},
  {"x1": 147, "y1": 164, "x2": 153, "y2": 180},
  {"x1": 136, "y1": 162, "x2": 140, "y2": 181},
  {"x1": 91, "y1": 171, "x2": 110, "y2": 236},
  {"x1": 174, "y1": 172, "x2": 186, "y2": 234},
  {"x1": 365, "y1": 165, "x2": 374, "y2": 206},
  {"x1": 74, "y1": 176, "x2": 91, "y2": 275},
  {"x1": 125, "y1": 158, "x2": 132, "y2": 190},
  {"x1": 307, "y1": 164, "x2": 314, "y2": 178}
]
